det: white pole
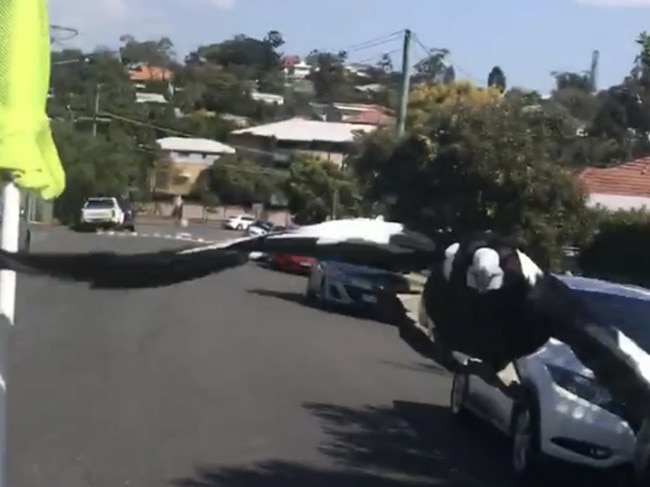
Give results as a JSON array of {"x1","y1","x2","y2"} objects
[{"x1": 0, "y1": 181, "x2": 20, "y2": 487}]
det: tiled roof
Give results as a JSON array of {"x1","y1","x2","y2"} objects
[
  {"x1": 577, "y1": 158, "x2": 650, "y2": 197},
  {"x1": 346, "y1": 110, "x2": 394, "y2": 126},
  {"x1": 128, "y1": 65, "x2": 173, "y2": 82},
  {"x1": 282, "y1": 55, "x2": 301, "y2": 67},
  {"x1": 230, "y1": 117, "x2": 376, "y2": 143}
]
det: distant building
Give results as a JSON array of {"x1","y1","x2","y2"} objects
[
  {"x1": 153, "y1": 137, "x2": 235, "y2": 196},
  {"x1": 135, "y1": 92, "x2": 168, "y2": 104},
  {"x1": 282, "y1": 55, "x2": 311, "y2": 80},
  {"x1": 577, "y1": 158, "x2": 650, "y2": 211},
  {"x1": 309, "y1": 102, "x2": 395, "y2": 126},
  {"x1": 127, "y1": 64, "x2": 173, "y2": 83},
  {"x1": 251, "y1": 91, "x2": 285, "y2": 105},
  {"x1": 229, "y1": 117, "x2": 376, "y2": 166}
]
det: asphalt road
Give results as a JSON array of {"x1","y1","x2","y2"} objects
[{"x1": 8, "y1": 227, "x2": 517, "y2": 487}]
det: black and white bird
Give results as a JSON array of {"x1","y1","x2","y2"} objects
[{"x1": 0, "y1": 217, "x2": 649, "y2": 422}]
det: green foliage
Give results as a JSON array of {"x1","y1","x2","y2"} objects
[
  {"x1": 487, "y1": 66, "x2": 507, "y2": 93},
  {"x1": 579, "y1": 209, "x2": 650, "y2": 285},
  {"x1": 349, "y1": 102, "x2": 595, "y2": 268},
  {"x1": 284, "y1": 155, "x2": 362, "y2": 225},
  {"x1": 207, "y1": 155, "x2": 286, "y2": 206},
  {"x1": 52, "y1": 122, "x2": 142, "y2": 224}
]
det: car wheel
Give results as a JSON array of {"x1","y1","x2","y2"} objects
[
  {"x1": 449, "y1": 370, "x2": 470, "y2": 422},
  {"x1": 511, "y1": 395, "x2": 542, "y2": 481},
  {"x1": 317, "y1": 278, "x2": 329, "y2": 309},
  {"x1": 236, "y1": 224, "x2": 243, "y2": 230},
  {"x1": 305, "y1": 279, "x2": 317, "y2": 303}
]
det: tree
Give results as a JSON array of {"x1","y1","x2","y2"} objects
[
  {"x1": 119, "y1": 35, "x2": 176, "y2": 66},
  {"x1": 413, "y1": 48, "x2": 450, "y2": 83},
  {"x1": 51, "y1": 122, "x2": 143, "y2": 224},
  {"x1": 284, "y1": 155, "x2": 361, "y2": 224},
  {"x1": 407, "y1": 81, "x2": 501, "y2": 128},
  {"x1": 442, "y1": 65, "x2": 456, "y2": 84},
  {"x1": 487, "y1": 66, "x2": 506, "y2": 93},
  {"x1": 349, "y1": 102, "x2": 594, "y2": 268},
  {"x1": 208, "y1": 156, "x2": 285, "y2": 206},
  {"x1": 305, "y1": 50, "x2": 354, "y2": 102}
]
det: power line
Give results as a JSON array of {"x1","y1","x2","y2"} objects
[
  {"x1": 411, "y1": 32, "x2": 482, "y2": 84},
  {"x1": 97, "y1": 110, "x2": 306, "y2": 159},
  {"x1": 338, "y1": 31, "x2": 404, "y2": 55},
  {"x1": 356, "y1": 48, "x2": 401, "y2": 67}
]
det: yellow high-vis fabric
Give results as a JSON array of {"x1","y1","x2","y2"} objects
[{"x1": 0, "y1": 0, "x2": 65, "y2": 200}]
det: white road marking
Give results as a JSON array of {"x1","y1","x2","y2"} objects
[{"x1": 93, "y1": 229, "x2": 218, "y2": 244}]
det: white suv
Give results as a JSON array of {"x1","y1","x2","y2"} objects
[
  {"x1": 224, "y1": 214, "x2": 255, "y2": 231},
  {"x1": 448, "y1": 275, "x2": 650, "y2": 484},
  {"x1": 80, "y1": 197, "x2": 124, "y2": 229}
]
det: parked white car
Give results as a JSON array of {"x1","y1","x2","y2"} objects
[
  {"x1": 245, "y1": 220, "x2": 274, "y2": 237},
  {"x1": 80, "y1": 197, "x2": 125, "y2": 229},
  {"x1": 447, "y1": 275, "x2": 650, "y2": 484},
  {"x1": 223, "y1": 214, "x2": 255, "y2": 231}
]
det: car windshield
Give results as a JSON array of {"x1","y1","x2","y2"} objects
[
  {"x1": 84, "y1": 199, "x2": 114, "y2": 209},
  {"x1": 253, "y1": 221, "x2": 272, "y2": 229},
  {"x1": 576, "y1": 290, "x2": 650, "y2": 353}
]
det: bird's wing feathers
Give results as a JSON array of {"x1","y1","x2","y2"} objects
[
  {"x1": 0, "y1": 219, "x2": 438, "y2": 288},
  {"x1": 187, "y1": 220, "x2": 438, "y2": 271},
  {"x1": 529, "y1": 275, "x2": 650, "y2": 423},
  {"x1": 0, "y1": 246, "x2": 248, "y2": 289}
]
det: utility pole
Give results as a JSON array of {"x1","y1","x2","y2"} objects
[
  {"x1": 331, "y1": 188, "x2": 339, "y2": 220},
  {"x1": 396, "y1": 29, "x2": 412, "y2": 137},
  {"x1": 589, "y1": 50, "x2": 599, "y2": 92},
  {"x1": 92, "y1": 83, "x2": 101, "y2": 137}
]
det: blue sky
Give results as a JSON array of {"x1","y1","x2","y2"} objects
[{"x1": 50, "y1": 0, "x2": 650, "y2": 93}]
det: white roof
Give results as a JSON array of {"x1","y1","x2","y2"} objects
[
  {"x1": 156, "y1": 137, "x2": 235, "y2": 154},
  {"x1": 136, "y1": 92, "x2": 168, "y2": 104},
  {"x1": 230, "y1": 118, "x2": 376, "y2": 143},
  {"x1": 587, "y1": 193, "x2": 650, "y2": 211}
]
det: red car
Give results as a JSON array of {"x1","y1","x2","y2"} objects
[{"x1": 271, "y1": 253, "x2": 315, "y2": 274}]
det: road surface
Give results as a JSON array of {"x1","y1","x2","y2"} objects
[{"x1": 8, "y1": 227, "x2": 516, "y2": 487}]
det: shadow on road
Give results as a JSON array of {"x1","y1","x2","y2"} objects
[
  {"x1": 247, "y1": 288, "x2": 308, "y2": 307},
  {"x1": 379, "y1": 359, "x2": 450, "y2": 376},
  {"x1": 173, "y1": 401, "x2": 515, "y2": 487},
  {"x1": 246, "y1": 288, "x2": 397, "y2": 325}
]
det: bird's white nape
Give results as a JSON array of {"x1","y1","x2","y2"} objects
[
  {"x1": 443, "y1": 242, "x2": 460, "y2": 280},
  {"x1": 467, "y1": 248, "x2": 504, "y2": 293},
  {"x1": 515, "y1": 250, "x2": 543, "y2": 286}
]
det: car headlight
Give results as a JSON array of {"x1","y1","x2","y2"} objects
[{"x1": 545, "y1": 364, "x2": 616, "y2": 410}]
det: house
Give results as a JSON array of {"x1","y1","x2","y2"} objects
[
  {"x1": 309, "y1": 102, "x2": 395, "y2": 126},
  {"x1": 283, "y1": 56, "x2": 311, "y2": 80},
  {"x1": 343, "y1": 63, "x2": 373, "y2": 78},
  {"x1": 577, "y1": 158, "x2": 650, "y2": 211},
  {"x1": 153, "y1": 137, "x2": 235, "y2": 196},
  {"x1": 251, "y1": 91, "x2": 285, "y2": 105},
  {"x1": 128, "y1": 64, "x2": 173, "y2": 83},
  {"x1": 135, "y1": 92, "x2": 168, "y2": 104},
  {"x1": 229, "y1": 117, "x2": 376, "y2": 166}
]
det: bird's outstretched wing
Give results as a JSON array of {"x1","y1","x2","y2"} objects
[
  {"x1": 529, "y1": 274, "x2": 650, "y2": 425},
  {"x1": 194, "y1": 218, "x2": 439, "y2": 271},
  {"x1": 0, "y1": 218, "x2": 439, "y2": 288},
  {"x1": 0, "y1": 246, "x2": 248, "y2": 288}
]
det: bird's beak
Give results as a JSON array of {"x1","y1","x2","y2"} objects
[{"x1": 474, "y1": 269, "x2": 504, "y2": 293}]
